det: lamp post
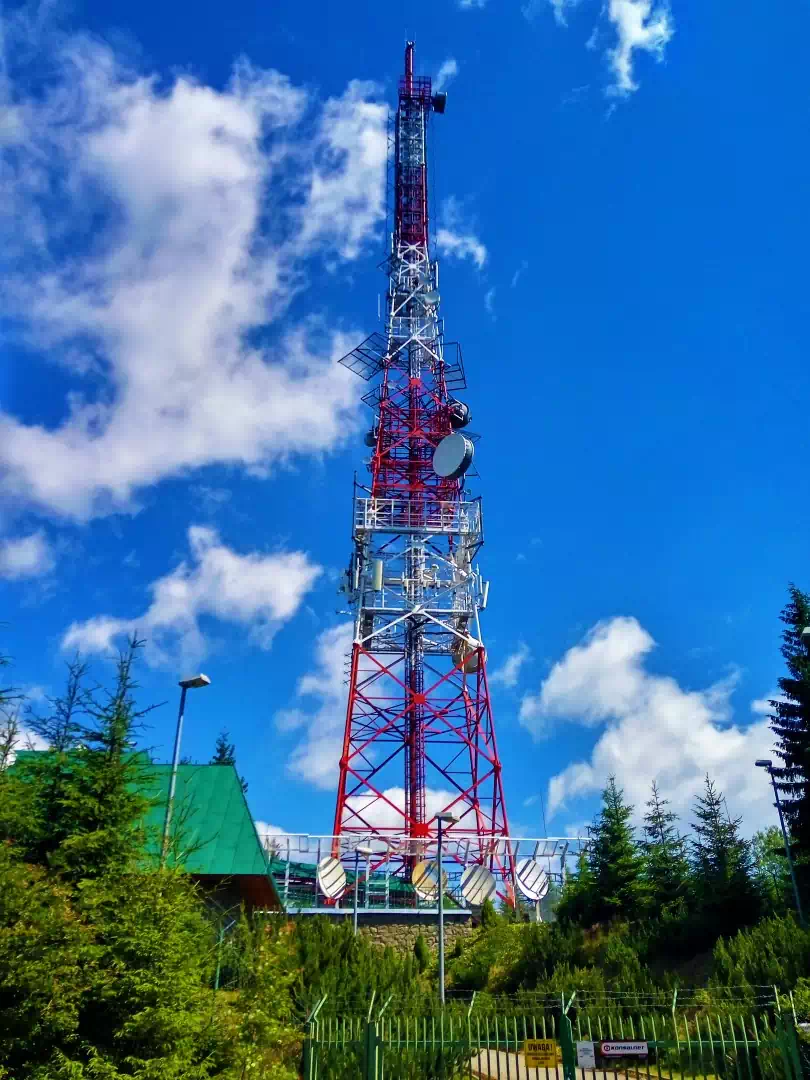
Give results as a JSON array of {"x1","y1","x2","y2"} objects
[
  {"x1": 755, "y1": 758, "x2": 805, "y2": 927},
  {"x1": 353, "y1": 844, "x2": 374, "y2": 935},
  {"x1": 436, "y1": 812, "x2": 458, "y2": 1006},
  {"x1": 161, "y1": 674, "x2": 211, "y2": 866}
]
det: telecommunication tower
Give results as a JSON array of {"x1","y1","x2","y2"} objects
[{"x1": 334, "y1": 42, "x2": 513, "y2": 893}]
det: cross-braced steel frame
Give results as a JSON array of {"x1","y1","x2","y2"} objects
[{"x1": 334, "y1": 42, "x2": 514, "y2": 896}]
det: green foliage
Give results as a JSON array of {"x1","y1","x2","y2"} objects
[
  {"x1": 752, "y1": 826, "x2": 794, "y2": 915},
  {"x1": 413, "y1": 933, "x2": 431, "y2": 972},
  {"x1": 291, "y1": 916, "x2": 427, "y2": 1012},
  {"x1": 591, "y1": 777, "x2": 650, "y2": 921},
  {"x1": 691, "y1": 774, "x2": 761, "y2": 935},
  {"x1": 480, "y1": 897, "x2": 498, "y2": 928},
  {"x1": 643, "y1": 780, "x2": 691, "y2": 908},
  {"x1": 769, "y1": 584, "x2": 810, "y2": 902},
  {"x1": 711, "y1": 914, "x2": 810, "y2": 991}
]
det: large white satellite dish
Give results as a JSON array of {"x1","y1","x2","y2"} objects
[
  {"x1": 412, "y1": 859, "x2": 447, "y2": 900},
  {"x1": 432, "y1": 433, "x2": 474, "y2": 480},
  {"x1": 515, "y1": 859, "x2": 550, "y2": 901},
  {"x1": 460, "y1": 864, "x2": 497, "y2": 906},
  {"x1": 317, "y1": 855, "x2": 347, "y2": 900}
]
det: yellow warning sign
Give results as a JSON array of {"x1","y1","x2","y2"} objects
[{"x1": 524, "y1": 1038, "x2": 559, "y2": 1068}]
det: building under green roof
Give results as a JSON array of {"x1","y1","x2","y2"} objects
[
  {"x1": 142, "y1": 762, "x2": 280, "y2": 910},
  {"x1": 14, "y1": 753, "x2": 280, "y2": 911}
]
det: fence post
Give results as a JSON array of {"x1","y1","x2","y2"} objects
[
  {"x1": 559, "y1": 1013, "x2": 577, "y2": 1080},
  {"x1": 302, "y1": 996, "x2": 326, "y2": 1080},
  {"x1": 778, "y1": 1016, "x2": 804, "y2": 1080},
  {"x1": 364, "y1": 1020, "x2": 380, "y2": 1080}
]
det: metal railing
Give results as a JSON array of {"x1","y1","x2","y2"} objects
[{"x1": 354, "y1": 497, "x2": 482, "y2": 537}]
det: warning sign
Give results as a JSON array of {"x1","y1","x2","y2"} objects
[{"x1": 524, "y1": 1039, "x2": 559, "y2": 1068}]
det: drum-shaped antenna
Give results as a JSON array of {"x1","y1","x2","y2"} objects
[
  {"x1": 317, "y1": 855, "x2": 347, "y2": 900},
  {"x1": 460, "y1": 864, "x2": 497, "y2": 906},
  {"x1": 412, "y1": 859, "x2": 446, "y2": 900},
  {"x1": 432, "y1": 433, "x2": 474, "y2": 480},
  {"x1": 515, "y1": 858, "x2": 550, "y2": 901}
]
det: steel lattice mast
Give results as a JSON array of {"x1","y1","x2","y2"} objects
[{"x1": 334, "y1": 42, "x2": 513, "y2": 890}]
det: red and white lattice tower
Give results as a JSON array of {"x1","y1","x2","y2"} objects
[{"x1": 334, "y1": 42, "x2": 513, "y2": 891}]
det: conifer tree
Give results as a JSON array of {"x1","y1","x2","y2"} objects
[
  {"x1": 769, "y1": 583, "x2": 810, "y2": 901},
  {"x1": 642, "y1": 780, "x2": 691, "y2": 907},
  {"x1": 49, "y1": 637, "x2": 157, "y2": 881},
  {"x1": 211, "y1": 728, "x2": 248, "y2": 792},
  {"x1": 555, "y1": 848, "x2": 597, "y2": 926},
  {"x1": 691, "y1": 774, "x2": 760, "y2": 933},
  {"x1": 589, "y1": 776, "x2": 649, "y2": 921}
]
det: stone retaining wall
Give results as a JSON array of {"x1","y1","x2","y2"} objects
[{"x1": 355, "y1": 914, "x2": 477, "y2": 953}]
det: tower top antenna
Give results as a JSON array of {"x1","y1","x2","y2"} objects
[{"x1": 404, "y1": 41, "x2": 414, "y2": 93}]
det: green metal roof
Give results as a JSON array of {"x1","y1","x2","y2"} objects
[
  {"x1": 142, "y1": 763, "x2": 270, "y2": 876},
  {"x1": 13, "y1": 752, "x2": 270, "y2": 879}
]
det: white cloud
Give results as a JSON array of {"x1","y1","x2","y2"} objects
[
  {"x1": 510, "y1": 260, "x2": 528, "y2": 288},
  {"x1": 520, "y1": 617, "x2": 774, "y2": 832},
  {"x1": 490, "y1": 642, "x2": 531, "y2": 688},
  {"x1": 751, "y1": 692, "x2": 787, "y2": 717},
  {"x1": 279, "y1": 622, "x2": 353, "y2": 789},
  {"x1": 62, "y1": 525, "x2": 321, "y2": 666},
  {"x1": 459, "y1": 0, "x2": 488, "y2": 8},
  {"x1": 606, "y1": 0, "x2": 673, "y2": 96},
  {"x1": 523, "y1": 0, "x2": 581, "y2": 27},
  {"x1": 484, "y1": 287, "x2": 496, "y2": 316},
  {"x1": 434, "y1": 58, "x2": 458, "y2": 94},
  {"x1": 344, "y1": 786, "x2": 458, "y2": 834},
  {"x1": 0, "y1": 19, "x2": 387, "y2": 520},
  {"x1": 436, "y1": 197, "x2": 487, "y2": 270},
  {"x1": 0, "y1": 530, "x2": 54, "y2": 579}
]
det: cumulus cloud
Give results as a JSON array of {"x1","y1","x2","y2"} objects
[
  {"x1": 436, "y1": 197, "x2": 487, "y2": 270},
  {"x1": 490, "y1": 642, "x2": 531, "y2": 688},
  {"x1": 434, "y1": 58, "x2": 458, "y2": 94},
  {"x1": 606, "y1": 0, "x2": 673, "y2": 96},
  {"x1": 278, "y1": 622, "x2": 353, "y2": 789},
  {"x1": 62, "y1": 525, "x2": 321, "y2": 666},
  {"x1": 0, "y1": 530, "x2": 54, "y2": 579},
  {"x1": 0, "y1": 17, "x2": 387, "y2": 520},
  {"x1": 519, "y1": 617, "x2": 774, "y2": 832}
]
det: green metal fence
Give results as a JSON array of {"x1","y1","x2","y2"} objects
[{"x1": 303, "y1": 1005, "x2": 805, "y2": 1080}]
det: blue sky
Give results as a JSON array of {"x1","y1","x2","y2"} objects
[{"x1": 1, "y1": 0, "x2": 808, "y2": 842}]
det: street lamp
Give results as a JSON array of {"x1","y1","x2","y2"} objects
[
  {"x1": 755, "y1": 758, "x2": 806, "y2": 927},
  {"x1": 436, "y1": 812, "x2": 458, "y2": 1006},
  {"x1": 161, "y1": 674, "x2": 211, "y2": 866},
  {"x1": 353, "y1": 844, "x2": 374, "y2": 935}
]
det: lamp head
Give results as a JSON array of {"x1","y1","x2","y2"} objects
[
  {"x1": 755, "y1": 759, "x2": 773, "y2": 769},
  {"x1": 178, "y1": 674, "x2": 211, "y2": 690},
  {"x1": 436, "y1": 813, "x2": 458, "y2": 826},
  {"x1": 355, "y1": 844, "x2": 375, "y2": 857},
  {"x1": 802, "y1": 626, "x2": 810, "y2": 642}
]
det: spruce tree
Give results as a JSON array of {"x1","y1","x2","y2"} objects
[
  {"x1": 555, "y1": 848, "x2": 597, "y2": 926},
  {"x1": 642, "y1": 780, "x2": 691, "y2": 907},
  {"x1": 769, "y1": 583, "x2": 810, "y2": 901},
  {"x1": 589, "y1": 776, "x2": 649, "y2": 922},
  {"x1": 49, "y1": 637, "x2": 157, "y2": 881},
  {"x1": 211, "y1": 728, "x2": 248, "y2": 792},
  {"x1": 691, "y1": 774, "x2": 760, "y2": 934}
]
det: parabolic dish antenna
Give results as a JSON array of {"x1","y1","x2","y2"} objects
[
  {"x1": 432, "y1": 433, "x2": 474, "y2": 480},
  {"x1": 515, "y1": 859, "x2": 550, "y2": 901},
  {"x1": 460, "y1": 864, "x2": 497, "y2": 906},
  {"x1": 412, "y1": 859, "x2": 447, "y2": 900},
  {"x1": 317, "y1": 855, "x2": 347, "y2": 900}
]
